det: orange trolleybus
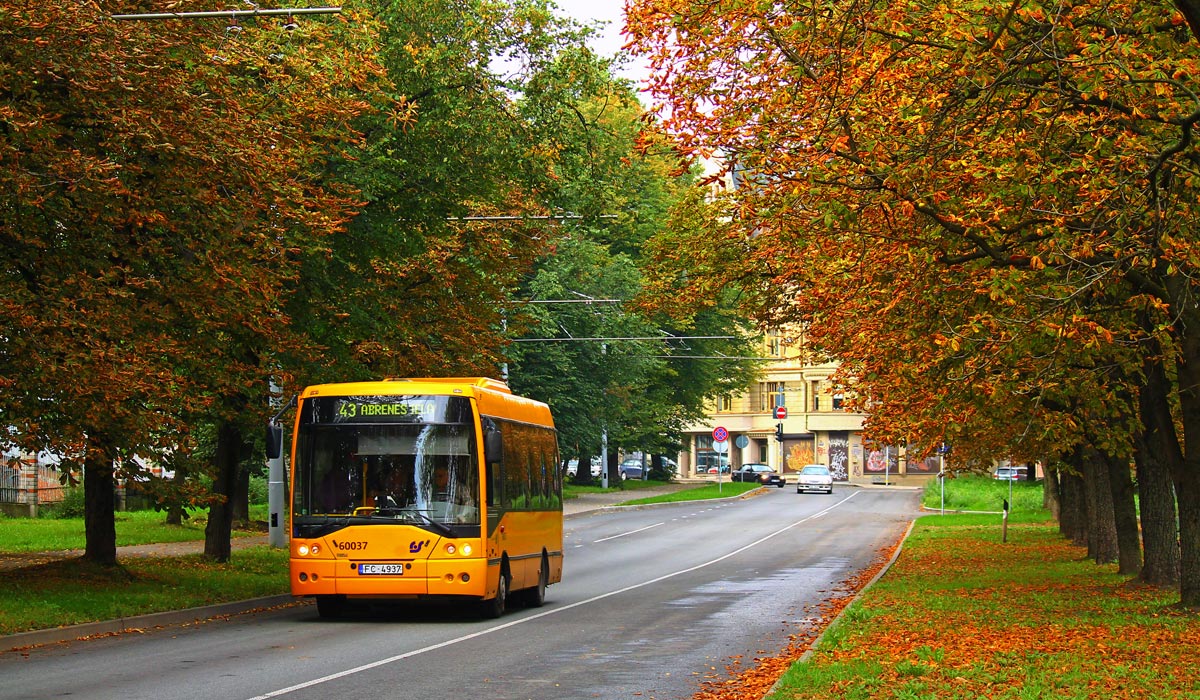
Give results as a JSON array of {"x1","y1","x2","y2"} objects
[{"x1": 286, "y1": 377, "x2": 563, "y2": 618}]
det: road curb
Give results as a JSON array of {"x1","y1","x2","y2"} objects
[{"x1": 2, "y1": 595, "x2": 302, "y2": 653}]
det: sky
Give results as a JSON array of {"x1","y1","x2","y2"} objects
[{"x1": 550, "y1": 0, "x2": 652, "y2": 89}]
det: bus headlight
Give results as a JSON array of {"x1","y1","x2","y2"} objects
[
  {"x1": 461, "y1": 544, "x2": 472, "y2": 556},
  {"x1": 298, "y1": 545, "x2": 310, "y2": 556}
]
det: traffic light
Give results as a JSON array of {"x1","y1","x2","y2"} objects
[{"x1": 774, "y1": 423, "x2": 784, "y2": 441}]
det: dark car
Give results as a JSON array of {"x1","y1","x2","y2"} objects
[
  {"x1": 731, "y1": 463, "x2": 786, "y2": 488},
  {"x1": 619, "y1": 459, "x2": 646, "y2": 480}
]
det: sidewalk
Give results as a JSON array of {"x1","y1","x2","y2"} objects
[{"x1": 1, "y1": 483, "x2": 707, "y2": 650}]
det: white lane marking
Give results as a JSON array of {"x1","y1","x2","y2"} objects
[
  {"x1": 246, "y1": 491, "x2": 858, "y2": 700},
  {"x1": 593, "y1": 522, "x2": 665, "y2": 543}
]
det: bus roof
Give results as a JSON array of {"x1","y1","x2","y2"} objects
[{"x1": 299, "y1": 377, "x2": 553, "y2": 427}]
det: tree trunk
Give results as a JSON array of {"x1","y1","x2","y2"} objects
[
  {"x1": 1174, "y1": 338, "x2": 1200, "y2": 608},
  {"x1": 1059, "y1": 466, "x2": 1089, "y2": 548},
  {"x1": 1136, "y1": 354, "x2": 1181, "y2": 587},
  {"x1": 1082, "y1": 448, "x2": 1119, "y2": 565},
  {"x1": 570, "y1": 453, "x2": 597, "y2": 485},
  {"x1": 165, "y1": 464, "x2": 189, "y2": 526},
  {"x1": 1042, "y1": 464, "x2": 1061, "y2": 521},
  {"x1": 83, "y1": 432, "x2": 119, "y2": 566},
  {"x1": 205, "y1": 418, "x2": 245, "y2": 562},
  {"x1": 1102, "y1": 449, "x2": 1141, "y2": 576},
  {"x1": 1176, "y1": 472, "x2": 1200, "y2": 608},
  {"x1": 233, "y1": 463, "x2": 250, "y2": 528}
]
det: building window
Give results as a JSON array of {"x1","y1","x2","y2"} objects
[
  {"x1": 759, "y1": 382, "x2": 785, "y2": 412},
  {"x1": 716, "y1": 395, "x2": 733, "y2": 412},
  {"x1": 767, "y1": 329, "x2": 783, "y2": 357},
  {"x1": 832, "y1": 393, "x2": 844, "y2": 410}
]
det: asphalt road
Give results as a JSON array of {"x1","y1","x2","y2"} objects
[{"x1": 0, "y1": 486, "x2": 920, "y2": 700}]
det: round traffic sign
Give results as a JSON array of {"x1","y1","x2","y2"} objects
[
  {"x1": 774, "y1": 406, "x2": 788, "y2": 419},
  {"x1": 713, "y1": 426, "x2": 728, "y2": 442}
]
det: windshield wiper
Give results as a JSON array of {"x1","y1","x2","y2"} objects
[
  {"x1": 404, "y1": 509, "x2": 454, "y2": 536},
  {"x1": 297, "y1": 515, "x2": 351, "y2": 538}
]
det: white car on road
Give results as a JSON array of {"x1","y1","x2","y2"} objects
[{"x1": 796, "y1": 464, "x2": 834, "y2": 494}]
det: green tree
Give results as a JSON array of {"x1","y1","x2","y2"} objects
[{"x1": 507, "y1": 91, "x2": 761, "y2": 479}]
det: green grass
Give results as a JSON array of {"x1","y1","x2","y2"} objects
[
  {"x1": 0, "y1": 508, "x2": 266, "y2": 554},
  {"x1": 562, "y1": 478, "x2": 675, "y2": 497},
  {"x1": 0, "y1": 547, "x2": 289, "y2": 635},
  {"x1": 620, "y1": 481, "x2": 759, "y2": 504},
  {"x1": 563, "y1": 478, "x2": 760, "y2": 505},
  {"x1": 921, "y1": 473, "x2": 1045, "y2": 514}
]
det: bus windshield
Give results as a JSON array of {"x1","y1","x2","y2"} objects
[{"x1": 292, "y1": 396, "x2": 479, "y2": 536}]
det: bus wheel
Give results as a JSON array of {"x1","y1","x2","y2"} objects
[
  {"x1": 316, "y1": 595, "x2": 346, "y2": 619},
  {"x1": 523, "y1": 555, "x2": 548, "y2": 608},
  {"x1": 481, "y1": 568, "x2": 509, "y2": 619}
]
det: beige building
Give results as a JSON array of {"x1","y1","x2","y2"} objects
[{"x1": 677, "y1": 329, "x2": 939, "y2": 485}]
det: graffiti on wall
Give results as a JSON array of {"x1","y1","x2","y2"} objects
[
  {"x1": 783, "y1": 438, "x2": 815, "y2": 473},
  {"x1": 865, "y1": 447, "x2": 900, "y2": 473},
  {"x1": 828, "y1": 432, "x2": 849, "y2": 480}
]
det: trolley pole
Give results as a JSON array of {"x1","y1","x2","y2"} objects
[{"x1": 110, "y1": 7, "x2": 342, "y2": 21}]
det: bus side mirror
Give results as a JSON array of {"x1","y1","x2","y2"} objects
[
  {"x1": 266, "y1": 423, "x2": 284, "y2": 460},
  {"x1": 484, "y1": 428, "x2": 502, "y2": 464}
]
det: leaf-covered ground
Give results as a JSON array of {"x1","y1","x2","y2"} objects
[{"x1": 691, "y1": 517, "x2": 1199, "y2": 700}]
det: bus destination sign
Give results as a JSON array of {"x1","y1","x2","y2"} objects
[{"x1": 332, "y1": 397, "x2": 435, "y2": 423}]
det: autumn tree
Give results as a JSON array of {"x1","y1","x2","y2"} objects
[
  {"x1": 0, "y1": 2, "x2": 384, "y2": 563},
  {"x1": 629, "y1": 0, "x2": 1200, "y2": 605}
]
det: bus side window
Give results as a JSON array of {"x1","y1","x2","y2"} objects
[{"x1": 483, "y1": 420, "x2": 502, "y2": 506}]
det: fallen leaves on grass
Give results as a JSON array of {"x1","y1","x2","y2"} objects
[{"x1": 768, "y1": 522, "x2": 1200, "y2": 699}]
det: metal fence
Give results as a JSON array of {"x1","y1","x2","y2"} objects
[
  {"x1": 1, "y1": 464, "x2": 66, "y2": 503},
  {"x1": 0, "y1": 484, "x2": 66, "y2": 504}
]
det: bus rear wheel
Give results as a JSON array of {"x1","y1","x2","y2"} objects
[
  {"x1": 522, "y1": 555, "x2": 548, "y2": 608},
  {"x1": 480, "y1": 568, "x2": 509, "y2": 619}
]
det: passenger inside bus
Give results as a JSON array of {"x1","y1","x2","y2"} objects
[
  {"x1": 374, "y1": 463, "x2": 413, "y2": 509},
  {"x1": 318, "y1": 462, "x2": 354, "y2": 513},
  {"x1": 432, "y1": 465, "x2": 451, "y2": 500},
  {"x1": 430, "y1": 463, "x2": 478, "y2": 522}
]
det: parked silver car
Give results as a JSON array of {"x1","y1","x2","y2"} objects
[
  {"x1": 796, "y1": 464, "x2": 833, "y2": 494},
  {"x1": 566, "y1": 457, "x2": 602, "y2": 477},
  {"x1": 993, "y1": 466, "x2": 1028, "y2": 481}
]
